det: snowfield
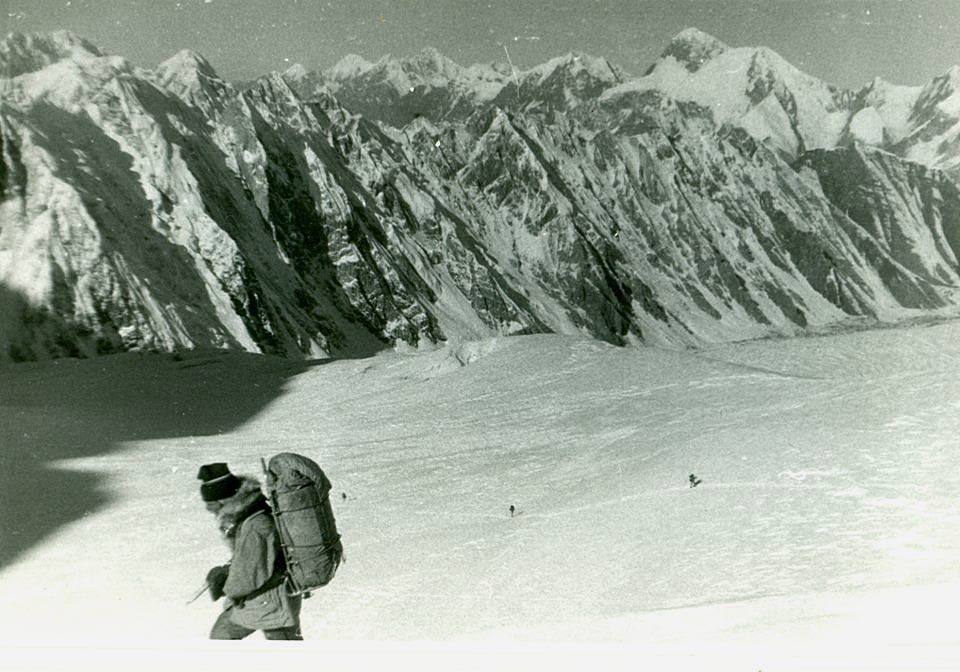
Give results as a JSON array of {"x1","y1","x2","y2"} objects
[{"x1": 3, "y1": 323, "x2": 960, "y2": 670}]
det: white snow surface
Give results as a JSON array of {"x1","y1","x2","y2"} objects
[
  {"x1": 848, "y1": 107, "x2": 886, "y2": 145},
  {"x1": 3, "y1": 324, "x2": 960, "y2": 670},
  {"x1": 860, "y1": 77, "x2": 922, "y2": 144}
]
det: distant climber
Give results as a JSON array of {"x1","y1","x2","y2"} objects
[
  {"x1": 689, "y1": 474, "x2": 702, "y2": 488},
  {"x1": 341, "y1": 492, "x2": 347, "y2": 501},
  {"x1": 509, "y1": 504, "x2": 516, "y2": 518}
]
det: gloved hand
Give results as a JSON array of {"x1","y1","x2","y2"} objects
[{"x1": 206, "y1": 564, "x2": 229, "y2": 601}]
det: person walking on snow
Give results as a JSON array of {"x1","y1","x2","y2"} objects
[{"x1": 198, "y1": 462, "x2": 303, "y2": 640}]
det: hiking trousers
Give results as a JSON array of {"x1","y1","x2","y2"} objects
[{"x1": 209, "y1": 608, "x2": 303, "y2": 640}]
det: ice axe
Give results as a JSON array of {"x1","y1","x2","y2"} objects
[{"x1": 185, "y1": 582, "x2": 208, "y2": 605}]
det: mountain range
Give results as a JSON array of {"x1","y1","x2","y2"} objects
[{"x1": 2, "y1": 28, "x2": 960, "y2": 361}]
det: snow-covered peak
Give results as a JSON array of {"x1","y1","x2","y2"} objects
[
  {"x1": 944, "y1": 64, "x2": 960, "y2": 83},
  {"x1": 1, "y1": 30, "x2": 103, "y2": 78},
  {"x1": 851, "y1": 77, "x2": 920, "y2": 143},
  {"x1": 380, "y1": 49, "x2": 463, "y2": 86},
  {"x1": 657, "y1": 27, "x2": 729, "y2": 73},
  {"x1": 915, "y1": 64, "x2": 960, "y2": 115},
  {"x1": 862, "y1": 76, "x2": 890, "y2": 93},
  {"x1": 525, "y1": 52, "x2": 622, "y2": 85},
  {"x1": 317, "y1": 47, "x2": 623, "y2": 121},
  {"x1": 0, "y1": 32, "x2": 138, "y2": 111},
  {"x1": 280, "y1": 62, "x2": 340, "y2": 107},
  {"x1": 323, "y1": 49, "x2": 468, "y2": 98},
  {"x1": 156, "y1": 49, "x2": 221, "y2": 82},
  {"x1": 608, "y1": 35, "x2": 851, "y2": 153},
  {"x1": 283, "y1": 62, "x2": 310, "y2": 82},
  {"x1": 748, "y1": 46, "x2": 794, "y2": 77},
  {"x1": 368, "y1": 54, "x2": 414, "y2": 93},
  {"x1": 328, "y1": 53, "x2": 374, "y2": 80},
  {"x1": 406, "y1": 46, "x2": 460, "y2": 78},
  {"x1": 154, "y1": 48, "x2": 229, "y2": 112},
  {"x1": 744, "y1": 45, "x2": 843, "y2": 99},
  {"x1": 921, "y1": 65, "x2": 960, "y2": 96},
  {"x1": 858, "y1": 76, "x2": 919, "y2": 105}
]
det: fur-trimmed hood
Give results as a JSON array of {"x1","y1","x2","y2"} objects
[{"x1": 216, "y1": 476, "x2": 270, "y2": 540}]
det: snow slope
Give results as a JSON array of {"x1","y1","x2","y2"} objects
[{"x1": 2, "y1": 322, "x2": 960, "y2": 669}]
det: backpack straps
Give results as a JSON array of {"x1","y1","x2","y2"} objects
[{"x1": 232, "y1": 570, "x2": 287, "y2": 608}]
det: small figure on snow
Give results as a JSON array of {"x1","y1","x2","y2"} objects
[
  {"x1": 341, "y1": 492, "x2": 347, "y2": 501},
  {"x1": 197, "y1": 462, "x2": 303, "y2": 640},
  {"x1": 689, "y1": 473, "x2": 702, "y2": 488},
  {"x1": 509, "y1": 504, "x2": 516, "y2": 518}
]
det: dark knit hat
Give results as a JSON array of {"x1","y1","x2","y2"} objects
[{"x1": 197, "y1": 462, "x2": 242, "y2": 502}]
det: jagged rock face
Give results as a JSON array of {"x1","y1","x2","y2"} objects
[
  {"x1": 892, "y1": 67, "x2": 960, "y2": 176},
  {"x1": 0, "y1": 47, "x2": 385, "y2": 360},
  {"x1": 2, "y1": 30, "x2": 960, "y2": 361},
  {"x1": 798, "y1": 147, "x2": 960, "y2": 303}
]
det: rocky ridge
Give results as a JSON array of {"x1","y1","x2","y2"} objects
[{"x1": 1, "y1": 29, "x2": 959, "y2": 361}]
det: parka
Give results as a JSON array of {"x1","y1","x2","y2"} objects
[{"x1": 216, "y1": 477, "x2": 301, "y2": 631}]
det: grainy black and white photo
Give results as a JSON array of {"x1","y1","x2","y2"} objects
[{"x1": 2, "y1": 1, "x2": 960, "y2": 670}]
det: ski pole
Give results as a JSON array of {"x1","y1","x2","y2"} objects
[{"x1": 186, "y1": 582, "x2": 208, "y2": 605}]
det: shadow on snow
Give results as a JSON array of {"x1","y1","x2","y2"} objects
[{"x1": 0, "y1": 349, "x2": 340, "y2": 570}]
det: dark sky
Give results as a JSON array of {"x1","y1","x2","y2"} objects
[{"x1": 3, "y1": 0, "x2": 958, "y2": 89}]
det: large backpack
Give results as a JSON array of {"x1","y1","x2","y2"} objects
[{"x1": 261, "y1": 452, "x2": 343, "y2": 596}]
